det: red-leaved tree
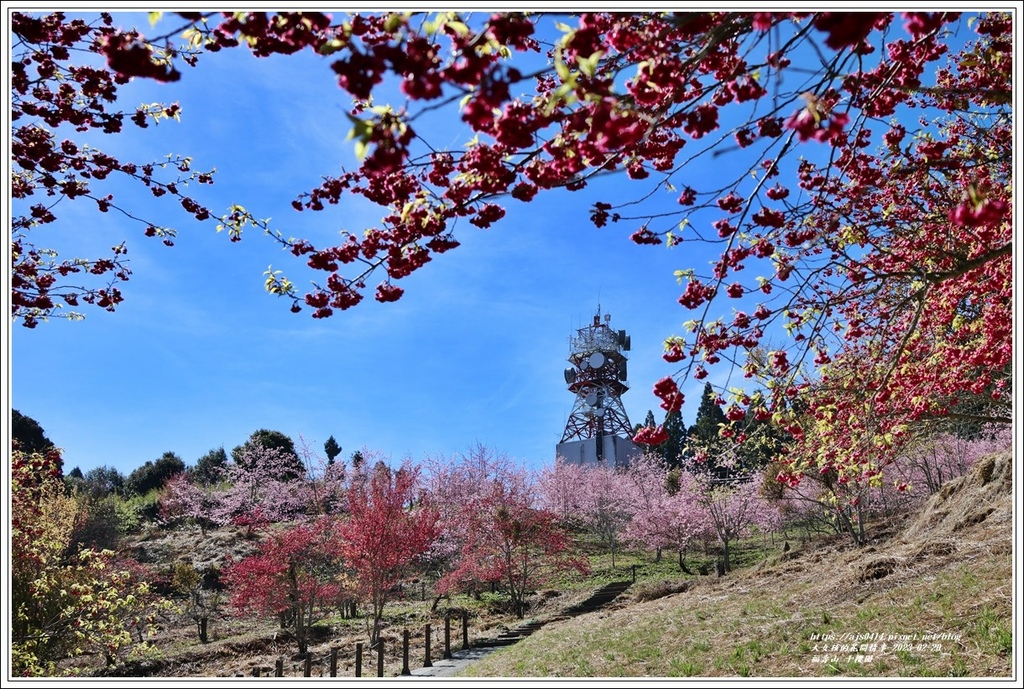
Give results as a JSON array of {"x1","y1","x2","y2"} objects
[
  {"x1": 338, "y1": 460, "x2": 439, "y2": 645},
  {"x1": 222, "y1": 516, "x2": 348, "y2": 655}
]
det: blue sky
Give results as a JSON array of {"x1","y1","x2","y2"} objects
[{"x1": 7, "y1": 9, "x2": 1002, "y2": 477}]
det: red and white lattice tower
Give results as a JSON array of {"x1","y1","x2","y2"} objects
[{"x1": 556, "y1": 308, "x2": 641, "y2": 468}]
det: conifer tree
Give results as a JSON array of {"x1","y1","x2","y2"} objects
[
  {"x1": 687, "y1": 383, "x2": 730, "y2": 480},
  {"x1": 323, "y1": 435, "x2": 342, "y2": 465},
  {"x1": 661, "y1": 409, "x2": 688, "y2": 470}
]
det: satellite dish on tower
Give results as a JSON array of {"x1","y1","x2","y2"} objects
[
  {"x1": 564, "y1": 367, "x2": 577, "y2": 384},
  {"x1": 585, "y1": 391, "x2": 599, "y2": 407},
  {"x1": 589, "y1": 352, "x2": 606, "y2": 369}
]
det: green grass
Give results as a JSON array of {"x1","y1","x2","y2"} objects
[{"x1": 458, "y1": 533, "x2": 1012, "y2": 679}]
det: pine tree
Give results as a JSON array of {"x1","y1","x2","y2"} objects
[
  {"x1": 192, "y1": 447, "x2": 228, "y2": 485},
  {"x1": 634, "y1": 409, "x2": 658, "y2": 437},
  {"x1": 687, "y1": 383, "x2": 729, "y2": 480},
  {"x1": 661, "y1": 409, "x2": 688, "y2": 469},
  {"x1": 324, "y1": 436, "x2": 342, "y2": 465}
]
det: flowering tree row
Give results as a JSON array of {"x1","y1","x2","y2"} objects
[{"x1": 15, "y1": 425, "x2": 1005, "y2": 672}]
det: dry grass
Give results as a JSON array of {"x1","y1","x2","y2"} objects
[{"x1": 460, "y1": 451, "x2": 1015, "y2": 679}]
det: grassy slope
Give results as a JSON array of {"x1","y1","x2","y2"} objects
[{"x1": 461, "y1": 451, "x2": 1016, "y2": 679}]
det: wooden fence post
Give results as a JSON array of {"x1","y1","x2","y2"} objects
[
  {"x1": 251, "y1": 666, "x2": 260, "y2": 677},
  {"x1": 402, "y1": 629, "x2": 411, "y2": 675},
  {"x1": 444, "y1": 615, "x2": 452, "y2": 659},
  {"x1": 462, "y1": 611, "x2": 470, "y2": 650},
  {"x1": 275, "y1": 658, "x2": 283, "y2": 677},
  {"x1": 355, "y1": 642, "x2": 362, "y2": 677},
  {"x1": 330, "y1": 647, "x2": 339, "y2": 677},
  {"x1": 632, "y1": 564, "x2": 637, "y2": 583},
  {"x1": 377, "y1": 639, "x2": 385, "y2": 678},
  {"x1": 424, "y1": 623, "x2": 432, "y2": 668},
  {"x1": 303, "y1": 655, "x2": 312, "y2": 677}
]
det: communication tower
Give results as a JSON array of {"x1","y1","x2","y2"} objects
[{"x1": 556, "y1": 308, "x2": 641, "y2": 468}]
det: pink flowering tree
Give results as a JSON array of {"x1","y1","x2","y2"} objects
[
  {"x1": 294, "y1": 435, "x2": 349, "y2": 517},
  {"x1": 689, "y1": 471, "x2": 780, "y2": 573},
  {"x1": 423, "y1": 444, "x2": 535, "y2": 602},
  {"x1": 574, "y1": 464, "x2": 637, "y2": 569},
  {"x1": 889, "y1": 424, "x2": 1012, "y2": 497},
  {"x1": 212, "y1": 445, "x2": 313, "y2": 535},
  {"x1": 535, "y1": 456, "x2": 590, "y2": 525},
  {"x1": 622, "y1": 458, "x2": 709, "y2": 572},
  {"x1": 660, "y1": 476, "x2": 712, "y2": 572},
  {"x1": 157, "y1": 472, "x2": 219, "y2": 533},
  {"x1": 618, "y1": 453, "x2": 672, "y2": 556}
]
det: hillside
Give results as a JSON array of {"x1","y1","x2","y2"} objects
[
  {"x1": 461, "y1": 450, "x2": 1016, "y2": 678},
  {"x1": 82, "y1": 450, "x2": 1015, "y2": 680}
]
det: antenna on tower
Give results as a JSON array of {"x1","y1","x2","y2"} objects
[{"x1": 556, "y1": 309, "x2": 641, "y2": 469}]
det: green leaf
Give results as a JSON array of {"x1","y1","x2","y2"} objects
[
  {"x1": 183, "y1": 27, "x2": 204, "y2": 48},
  {"x1": 577, "y1": 50, "x2": 603, "y2": 78},
  {"x1": 318, "y1": 38, "x2": 347, "y2": 56},
  {"x1": 446, "y1": 20, "x2": 470, "y2": 36},
  {"x1": 148, "y1": 12, "x2": 163, "y2": 27},
  {"x1": 674, "y1": 269, "x2": 694, "y2": 283},
  {"x1": 554, "y1": 47, "x2": 571, "y2": 82},
  {"x1": 354, "y1": 139, "x2": 369, "y2": 161},
  {"x1": 383, "y1": 12, "x2": 408, "y2": 33}
]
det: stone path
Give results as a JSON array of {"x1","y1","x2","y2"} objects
[
  {"x1": 405, "y1": 646, "x2": 502, "y2": 678},
  {"x1": 401, "y1": 580, "x2": 633, "y2": 678}
]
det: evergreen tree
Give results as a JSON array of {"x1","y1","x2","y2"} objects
[
  {"x1": 734, "y1": 408, "x2": 786, "y2": 472},
  {"x1": 324, "y1": 435, "x2": 342, "y2": 465},
  {"x1": 81, "y1": 466, "x2": 126, "y2": 498},
  {"x1": 191, "y1": 447, "x2": 228, "y2": 485},
  {"x1": 351, "y1": 450, "x2": 364, "y2": 471},
  {"x1": 661, "y1": 409, "x2": 688, "y2": 469},
  {"x1": 687, "y1": 383, "x2": 730, "y2": 480},
  {"x1": 12, "y1": 409, "x2": 57, "y2": 469},
  {"x1": 127, "y1": 451, "x2": 186, "y2": 495}
]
